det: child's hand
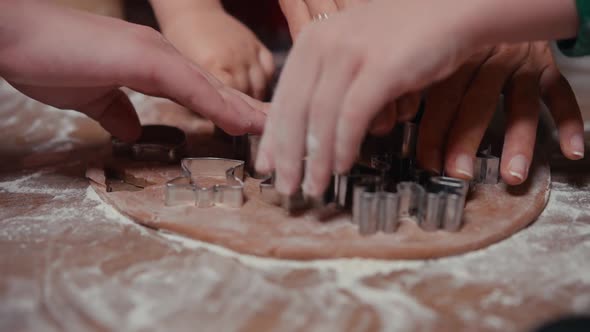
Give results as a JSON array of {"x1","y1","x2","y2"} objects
[
  {"x1": 159, "y1": 7, "x2": 275, "y2": 99},
  {"x1": 0, "y1": 0, "x2": 266, "y2": 142},
  {"x1": 417, "y1": 42, "x2": 584, "y2": 185}
]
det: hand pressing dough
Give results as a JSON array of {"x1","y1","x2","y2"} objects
[{"x1": 87, "y1": 156, "x2": 550, "y2": 260}]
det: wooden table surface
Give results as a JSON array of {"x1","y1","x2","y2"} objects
[{"x1": 1, "y1": 79, "x2": 589, "y2": 332}]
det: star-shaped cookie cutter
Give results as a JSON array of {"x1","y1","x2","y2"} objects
[{"x1": 165, "y1": 158, "x2": 245, "y2": 208}]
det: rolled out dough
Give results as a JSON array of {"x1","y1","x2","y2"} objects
[{"x1": 87, "y1": 156, "x2": 550, "y2": 260}]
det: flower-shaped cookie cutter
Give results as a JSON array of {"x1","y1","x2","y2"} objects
[{"x1": 165, "y1": 158, "x2": 245, "y2": 208}]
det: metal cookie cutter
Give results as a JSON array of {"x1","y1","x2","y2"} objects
[
  {"x1": 420, "y1": 176, "x2": 468, "y2": 232},
  {"x1": 397, "y1": 181, "x2": 426, "y2": 219},
  {"x1": 259, "y1": 173, "x2": 309, "y2": 212},
  {"x1": 351, "y1": 177, "x2": 401, "y2": 235},
  {"x1": 112, "y1": 125, "x2": 186, "y2": 163},
  {"x1": 165, "y1": 158, "x2": 245, "y2": 208},
  {"x1": 260, "y1": 177, "x2": 332, "y2": 214},
  {"x1": 259, "y1": 160, "x2": 335, "y2": 214},
  {"x1": 474, "y1": 146, "x2": 500, "y2": 184},
  {"x1": 333, "y1": 164, "x2": 382, "y2": 209}
]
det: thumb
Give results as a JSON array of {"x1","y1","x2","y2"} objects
[{"x1": 79, "y1": 89, "x2": 141, "y2": 142}]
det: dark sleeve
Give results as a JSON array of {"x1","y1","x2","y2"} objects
[{"x1": 557, "y1": 0, "x2": 590, "y2": 57}]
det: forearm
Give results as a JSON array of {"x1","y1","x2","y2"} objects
[
  {"x1": 149, "y1": 0, "x2": 223, "y2": 31},
  {"x1": 462, "y1": 0, "x2": 579, "y2": 49}
]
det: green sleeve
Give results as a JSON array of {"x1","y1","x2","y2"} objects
[{"x1": 558, "y1": 0, "x2": 590, "y2": 57}]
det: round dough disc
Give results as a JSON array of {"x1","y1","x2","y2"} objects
[{"x1": 87, "y1": 157, "x2": 549, "y2": 260}]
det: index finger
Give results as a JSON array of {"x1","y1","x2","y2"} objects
[{"x1": 119, "y1": 27, "x2": 265, "y2": 135}]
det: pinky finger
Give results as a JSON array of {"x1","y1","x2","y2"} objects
[{"x1": 540, "y1": 65, "x2": 585, "y2": 160}]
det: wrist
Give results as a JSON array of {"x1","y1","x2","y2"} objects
[{"x1": 558, "y1": 0, "x2": 590, "y2": 56}]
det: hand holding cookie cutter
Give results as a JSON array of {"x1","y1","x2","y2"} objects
[{"x1": 165, "y1": 158, "x2": 245, "y2": 208}]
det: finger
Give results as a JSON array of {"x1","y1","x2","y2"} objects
[
  {"x1": 232, "y1": 66, "x2": 251, "y2": 95},
  {"x1": 210, "y1": 69, "x2": 235, "y2": 88},
  {"x1": 126, "y1": 27, "x2": 265, "y2": 135},
  {"x1": 501, "y1": 67, "x2": 540, "y2": 185},
  {"x1": 444, "y1": 50, "x2": 520, "y2": 180},
  {"x1": 218, "y1": 87, "x2": 267, "y2": 135},
  {"x1": 79, "y1": 89, "x2": 141, "y2": 142},
  {"x1": 396, "y1": 92, "x2": 421, "y2": 122},
  {"x1": 119, "y1": 27, "x2": 263, "y2": 135},
  {"x1": 248, "y1": 64, "x2": 268, "y2": 100},
  {"x1": 256, "y1": 32, "x2": 322, "y2": 194},
  {"x1": 227, "y1": 89, "x2": 270, "y2": 115},
  {"x1": 369, "y1": 101, "x2": 397, "y2": 136},
  {"x1": 335, "y1": 64, "x2": 403, "y2": 174},
  {"x1": 540, "y1": 65, "x2": 585, "y2": 160},
  {"x1": 10, "y1": 83, "x2": 141, "y2": 142},
  {"x1": 278, "y1": 0, "x2": 312, "y2": 40},
  {"x1": 302, "y1": 47, "x2": 360, "y2": 197},
  {"x1": 258, "y1": 47, "x2": 275, "y2": 80},
  {"x1": 305, "y1": 0, "x2": 339, "y2": 20},
  {"x1": 417, "y1": 59, "x2": 482, "y2": 174}
]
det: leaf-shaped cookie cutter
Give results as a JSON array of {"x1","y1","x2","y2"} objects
[{"x1": 165, "y1": 158, "x2": 245, "y2": 208}]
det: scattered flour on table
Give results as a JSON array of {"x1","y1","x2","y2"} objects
[
  {"x1": 2, "y1": 167, "x2": 590, "y2": 331},
  {"x1": 0, "y1": 80, "x2": 85, "y2": 153}
]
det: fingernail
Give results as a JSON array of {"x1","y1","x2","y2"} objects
[
  {"x1": 508, "y1": 154, "x2": 528, "y2": 181},
  {"x1": 570, "y1": 134, "x2": 585, "y2": 158},
  {"x1": 455, "y1": 154, "x2": 473, "y2": 178}
]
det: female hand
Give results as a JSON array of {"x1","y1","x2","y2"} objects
[
  {"x1": 417, "y1": 42, "x2": 584, "y2": 185},
  {"x1": 255, "y1": 0, "x2": 477, "y2": 196},
  {"x1": 0, "y1": 0, "x2": 266, "y2": 142}
]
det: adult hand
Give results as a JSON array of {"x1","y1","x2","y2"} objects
[
  {"x1": 0, "y1": 0, "x2": 266, "y2": 142},
  {"x1": 279, "y1": 0, "x2": 421, "y2": 138},
  {"x1": 157, "y1": 4, "x2": 275, "y2": 99},
  {"x1": 417, "y1": 41, "x2": 584, "y2": 185},
  {"x1": 256, "y1": 0, "x2": 478, "y2": 197}
]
